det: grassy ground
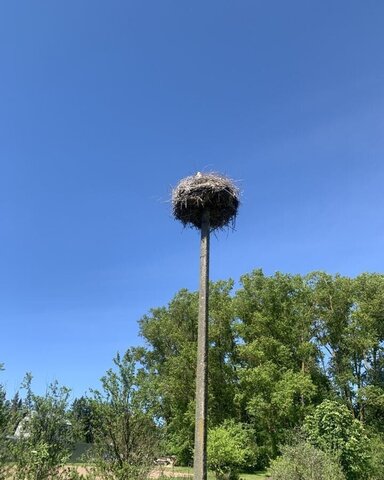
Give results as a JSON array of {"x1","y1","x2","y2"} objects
[
  {"x1": 168, "y1": 466, "x2": 268, "y2": 480},
  {"x1": 2, "y1": 464, "x2": 269, "y2": 480},
  {"x1": 240, "y1": 473, "x2": 268, "y2": 480}
]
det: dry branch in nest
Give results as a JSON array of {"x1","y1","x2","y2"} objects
[{"x1": 172, "y1": 172, "x2": 240, "y2": 230}]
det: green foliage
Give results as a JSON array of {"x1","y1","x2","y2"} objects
[
  {"x1": 304, "y1": 400, "x2": 371, "y2": 479},
  {"x1": 207, "y1": 420, "x2": 256, "y2": 480},
  {"x1": 71, "y1": 396, "x2": 94, "y2": 443},
  {"x1": 138, "y1": 281, "x2": 239, "y2": 464},
  {"x1": 0, "y1": 380, "x2": 8, "y2": 439},
  {"x1": 138, "y1": 288, "x2": 198, "y2": 463},
  {"x1": 10, "y1": 375, "x2": 75, "y2": 480},
  {"x1": 269, "y1": 439, "x2": 346, "y2": 480},
  {"x1": 2, "y1": 269, "x2": 384, "y2": 478},
  {"x1": 0, "y1": 365, "x2": 11, "y2": 480},
  {"x1": 0, "y1": 366, "x2": 6, "y2": 434},
  {"x1": 136, "y1": 271, "x2": 384, "y2": 469},
  {"x1": 312, "y1": 272, "x2": 384, "y2": 422},
  {"x1": 89, "y1": 349, "x2": 158, "y2": 480},
  {"x1": 367, "y1": 433, "x2": 384, "y2": 480},
  {"x1": 235, "y1": 270, "x2": 322, "y2": 462}
]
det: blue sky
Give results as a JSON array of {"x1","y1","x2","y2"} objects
[{"x1": 1, "y1": 0, "x2": 384, "y2": 399}]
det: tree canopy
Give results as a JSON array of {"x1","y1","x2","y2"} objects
[
  {"x1": 136, "y1": 270, "x2": 384, "y2": 466},
  {"x1": 2, "y1": 269, "x2": 384, "y2": 476}
]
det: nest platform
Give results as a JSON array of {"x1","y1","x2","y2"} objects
[{"x1": 172, "y1": 172, "x2": 240, "y2": 230}]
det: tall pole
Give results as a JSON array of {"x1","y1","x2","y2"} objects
[{"x1": 194, "y1": 209, "x2": 210, "y2": 480}]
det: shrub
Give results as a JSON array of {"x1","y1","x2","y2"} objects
[
  {"x1": 207, "y1": 419, "x2": 256, "y2": 480},
  {"x1": 304, "y1": 400, "x2": 371, "y2": 480},
  {"x1": 89, "y1": 350, "x2": 159, "y2": 480},
  {"x1": 368, "y1": 434, "x2": 384, "y2": 480},
  {"x1": 9, "y1": 375, "x2": 75, "y2": 480},
  {"x1": 269, "y1": 440, "x2": 346, "y2": 480},
  {"x1": 0, "y1": 372, "x2": 12, "y2": 480}
]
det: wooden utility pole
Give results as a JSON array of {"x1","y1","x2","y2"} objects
[
  {"x1": 172, "y1": 173, "x2": 239, "y2": 480},
  {"x1": 193, "y1": 209, "x2": 210, "y2": 480}
]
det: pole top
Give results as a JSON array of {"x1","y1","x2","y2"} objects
[{"x1": 172, "y1": 172, "x2": 240, "y2": 230}]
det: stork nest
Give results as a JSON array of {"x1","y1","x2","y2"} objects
[{"x1": 172, "y1": 172, "x2": 240, "y2": 230}]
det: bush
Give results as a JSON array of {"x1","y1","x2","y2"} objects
[
  {"x1": 89, "y1": 350, "x2": 159, "y2": 480},
  {"x1": 9, "y1": 375, "x2": 75, "y2": 480},
  {"x1": 269, "y1": 440, "x2": 346, "y2": 480},
  {"x1": 0, "y1": 372, "x2": 12, "y2": 480},
  {"x1": 207, "y1": 419, "x2": 256, "y2": 480},
  {"x1": 304, "y1": 400, "x2": 371, "y2": 480},
  {"x1": 368, "y1": 434, "x2": 384, "y2": 480}
]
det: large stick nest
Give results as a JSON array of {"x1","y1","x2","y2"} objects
[{"x1": 172, "y1": 172, "x2": 240, "y2": 230}]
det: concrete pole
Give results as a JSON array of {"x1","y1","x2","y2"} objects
[{"x1": 193, "y1": 209, "x2": 210, "y2": 480}]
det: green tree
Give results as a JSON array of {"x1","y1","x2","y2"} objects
[
  {"x1": 367, "y1": 433, "x2": 384, "y2": 480},
  {"x1": 137, "y1": 281, "x2": 239, "y2": 464},
  {"x1": 234, "y1": 270, "x2": 322, "y2": 462},
  {"x1": 10, "y1": 375, "x2": 75, "y2": 480},
  {"x1": 207, "y1": 420, "x2": 255, "y2": 480},
  {"x1": 207, "y1": 281, "x2": 240, "y2": 426},
  {"x1": 310, "y1": 272, "x2": 354, "y2": 403},
  {"x1": 89, "y1": 349, "x2": 158, "y2": 480},
  {"x1": 137, "y1": 288, "x2": 198, "y2": 463},
  {"x1": 312, "y1": 272, "x2": 384, "y2": 430},
  {"x1": 0, "y1": 366, "x2": 7, "y2": 434},
  {"x1": 132, "y1": 269, "x2": 384, "y2": 468},
  {"x1": 9, "y1": 391, "x2": 24, "y2": 433},
  {"x1": 71, "y1": 396, "x2": 94, "y2": 443},
  {"x1": 0, "y1": 364, "x2": 11, "y2": 480},
  {"x1": 351, "y1": 274, "x2": 384, "y2": 427},
  {"x1": 304, "y1": 400, "x2": 371, "y2": 480}
]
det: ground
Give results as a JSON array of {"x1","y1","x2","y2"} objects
[
  {"x1": 149, "y1": 466, "x2": 268, "y2": 480},
  {"x1": 3, "y1": 465, "x2": 268, "y2": 480},
  {"x1": 71, "y1": 465, "x2": 268, "y2": 479}
]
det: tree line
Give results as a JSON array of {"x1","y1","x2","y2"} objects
[
  {"x1": 1, "y1": 269, "x2": 384, "y2": 479},
  {"x1": 136, "y1": 270, "x2": 384, "y2": 467}
]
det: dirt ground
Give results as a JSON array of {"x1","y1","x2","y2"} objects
[
  {"x1": 148, "y1": 467, "x2": 192, "y2": 478},
  {"x1": 3, "y1": 465, "x2": 193, "y2": 479},
  {"x1": 73, "y1": 465, "x2": 192, "y2": 479}
]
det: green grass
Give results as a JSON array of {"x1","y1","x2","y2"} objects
[
  {"x1": 166, "y1": 466, "x2": 268, "y2": 480},
  {"x1": 239, "y1": 473, "x2": 268, "y2": 480}
]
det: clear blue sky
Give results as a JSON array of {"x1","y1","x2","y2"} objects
[{"x1": 1, "y1": 1, "x2": 383, "y2": 399}]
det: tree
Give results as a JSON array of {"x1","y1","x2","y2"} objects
[
  {"x1": 89, "y1": 349, "x2": 159, "y2": 480},
  {"x1": 207, "y1": 420, "x2": 255, "y2": 480},
  {"x1": 137, "y1": 288, "x2": 198, "y2": 464},
  {"x1": 0, "y1": 364, "x2": 11, "y2": 480},
  {"x1": 10, "y1": 375, "x2": 75, "y2": 480},
  {"x1": 0, "y1": 365, "x2": 7, "y2": 435},
  {"x1": 310, "y1": 271, "x2": 354, "y2": 406},
  {"x1": 137, "y1": 281, "x2": 239, "y2": 464},
  {"x1": 367, "y1": 433, "x2": 384, "y2": 480},
  {"x1": 304, "y1": 400, "x2": 371, "y2": 480},
  {"x1": 312, "y1": 272, "x2": 384, "y2": 430},
  {"x1": 71, "y1": 396, "x2": 94, "y2": 443},
  {"x1": 351, "y1": 273, "x2": 384, "y2": 427},
  {"x1": 234, "y1": 270, "x2": 322, "y2": 462},
  {"x1": 133, "y1": 269, "x2": 384, "y2": 469},
  {"x1": 207, "y1": 281, "x2": 240, "y2": 425}
]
